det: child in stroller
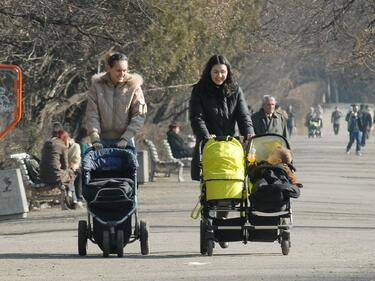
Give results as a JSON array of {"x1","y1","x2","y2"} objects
[
  {"x1": 247, "y1": 134, "x2": 300, "y2": 255},
  {"x1": 77, "y1": 146, "x2": 149, "y2": 257}
]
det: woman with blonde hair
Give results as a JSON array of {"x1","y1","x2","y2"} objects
[{"x1": 85, "y1": 51, "x2": 147, "y2": 149}]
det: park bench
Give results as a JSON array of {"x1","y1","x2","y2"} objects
[
  {"x1": 143, "y1": 139, "x2": 184, "y2": 182},
  {"x1": 10, "y1": 153, "x2": 68, "y2": 209},
  {"x1": 162, "y1": 139, "x2": 192, "y2": 167}
]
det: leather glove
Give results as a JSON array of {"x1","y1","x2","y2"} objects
[
  {"x1": 116, "y1": 139, "x2": 128, "y2": 148},
  {"x1": 92, "y1": 141, "x2": 103, "y2": 150}
]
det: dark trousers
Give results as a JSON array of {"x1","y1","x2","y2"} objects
[
  {"x1": 347, "y1": 130, "x2": 362, "y2": 152},
  {"x1": 74, "y1": 169, "x2": 82, "y2": 200},
  {"x1": 333, "y1": 124, "x2": 340, "y2": 135},
  {"x1": 287, "y1": 126, "x2": 293, "y2": 137},
  {"x1": 361, "y1": 129, "x2": 370, "y2": 146}
]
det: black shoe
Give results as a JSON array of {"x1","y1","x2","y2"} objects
[{"x1": 219, "y1": 242, "x2": 229, "y2": 249}]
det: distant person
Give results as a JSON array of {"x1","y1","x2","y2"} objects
[
  {"x1": 365, "y1": 105, "x2": 373, "y2": 138},
  {"x1": 305, "y1": 107, "x2": 315, "y2": 124},
  {"x1": 315, "y1": 105, "x2": 324, "y2": 134},
  {"x1": 360, "y1": 104, "x2": 373, "y2": 147},
  {"x1": 166, "y1": 122, "x2": 194, "y2": 158},
  {"x1": 75, "y1": 127, "x2": 91, "y2": 159},
  {"x1": 286, "y1": 105, "x2": 296, "y2": 137},
  {"x1": 315, "y1": 104, "x2": 323, "y2": 119},
  {"x1": 275, "y1": 103, "x2": 288, "y2": 120},
  {"x1": 305, "y1": 107, "x2": 315, "y2": 135},
  {"x1": 51, "y1": 122, "x2": 63, "y2": 138},
  {"x1": 39, "y1": 130, "x2": 77, "y2": 208},
  {"x1": 68, "y1": 134, "x2": 83, "y2": 207},
  {"x1": 345, "y1": 104, "x2": 363, "y2": 156},
  {"x1": 85, "y1": 51, "x2": 147, "y2": 150},
  {"x1": 331, "y1": 106, "x2": 343, "y2": 135},
  {"x1": 252, "y1": 95, "x2": 288, "y2": 138}
]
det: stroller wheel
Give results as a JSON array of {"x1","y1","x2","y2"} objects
[
  {"x1": 281, "y1": 239, "x2": 290, "y2": 255},
  {"x1": 206, "y1": 239, "x2": 214, "y2": 256},
  {"x1": 200, "y1": 221, "x2": 207, "y2": 255},
  {"x1": 102, "y1": 230, "x2": 110, "y2": 257},
  {"x1": 139, "y1": 220, "x2": 150, "y2": 255},
  {"x1": 116, "y1": 230, "x2": 124, "y2": 257},
  {"x1": 78, "y1": 220, "x2": 88, "y2": 256}
]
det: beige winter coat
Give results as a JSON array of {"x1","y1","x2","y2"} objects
[
  {"x1": 68, "y1": 140, "x2": 81, "y2": 170},
  {"x1": 85, "y1": 72, "x2": 147, "y2": 142}
]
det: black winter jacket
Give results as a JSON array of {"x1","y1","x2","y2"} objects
[
  {"x1": 189, "y1": 82, "x2": 254, "y2": 180},
  {"x1": 166, "y1": 131, "x2": 194, "y2": 158}
]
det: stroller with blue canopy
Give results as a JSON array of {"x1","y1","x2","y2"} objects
[{"x1": 77, "y1": 146, "x2": 149, "y2": 257}]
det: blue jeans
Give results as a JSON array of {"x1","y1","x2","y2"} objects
[{"x1": 346, "y1": 130, "x2": 362, "y2": 152}]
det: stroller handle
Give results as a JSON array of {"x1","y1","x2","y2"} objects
[
  {"x1": 198, "y1": 135, "x2": 251, "y2": 155},
  {"x1": 85, "y1": 144, "x2": 136, "y2": 156}
]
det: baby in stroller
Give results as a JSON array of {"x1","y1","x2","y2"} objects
[
  {"x1": 249, "y1": 147, "x2": 302, "y2": 186},
  {"x1": 248, "y1": 145, "x2": 301, "y2": 212}
]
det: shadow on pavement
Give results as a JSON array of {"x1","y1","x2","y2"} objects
[{"x1": 0, "y1": 251, "x2": 281, "y2": 260}]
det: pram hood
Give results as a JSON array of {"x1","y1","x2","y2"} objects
[
  {"x1": 202, "y1": 137, "x2": 245, "y2": 181},
  {"x1": 248, "y1": 134, "x2": 290, "y2": 164},
  {"x1": 82, "y1": 147, "x2": 138, "y2": 184}
]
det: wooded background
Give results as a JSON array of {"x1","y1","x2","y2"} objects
[{"x1": 0, "y1": 0, "x2": 374, "y2": 165}]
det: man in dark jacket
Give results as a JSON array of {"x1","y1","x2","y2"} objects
[
  {"x1": 331, "y1": 106, "x2": 343, "y2": 135},
  {"x1": 360, "y1": 104, "x2": 373, "y2": 147},
  {"x1": 251, "y1": 95, "x2": 288, "y2": 138},
  {"x1": 166, "y1": 122, "x2": 194, "y2": 158},
  {"x1": 345, "y1": 104, "x2": 363, "y2": 155}
]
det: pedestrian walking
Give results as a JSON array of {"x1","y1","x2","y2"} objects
[
  {"x1": 359, "y1": 104, "x2": 372, "y2": 147},
  {"x1": 345, "y1": 104, "x2": 363, "y2": 156},
  {"x1": 331, "y1": 106, "x2": 343, "y2": 135},
  {"x1": 286, "y1": 105, "x2": 296, "y2": 137},
  {"x1": 189, "y1": 54, "x2": 254, "y2": 249},
  {"x1": 85, "y1": 51, "x2": 147, "y2": 149},
  {"x1": 251, "y1": 95, "x2": 288, "y2": 138}
]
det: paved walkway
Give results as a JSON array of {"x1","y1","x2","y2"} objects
[{"x1": 0, "y1": 110, "x2": 375, "y2": 280}]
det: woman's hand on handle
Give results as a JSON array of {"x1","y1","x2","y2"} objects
[
  {"x1": 92, "y1": 141, "x2": 103, "y2": 150},
  {"x1": 116, "y1": 139, "x2": 128, "y2": 148}
]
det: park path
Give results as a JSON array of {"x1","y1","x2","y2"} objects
[{"x1": 0, "y1": 106, "x2": 374, "y2": 281}]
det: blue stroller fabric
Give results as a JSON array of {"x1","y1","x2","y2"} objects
[
  {"x1": 82, "y1": 147, "x2": 138, "y2": 184},
  {"x1": 82, "y1": 147, "x2": 138, "y2": 203}
]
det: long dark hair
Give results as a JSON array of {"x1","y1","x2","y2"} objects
[{"x1": 198, "y1": 55, "x2": 237, "y2": 96}]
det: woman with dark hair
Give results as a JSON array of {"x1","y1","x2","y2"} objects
[
  {"x1": 85, "y1": 51, "x2": 147, "y2": 149},
  {"x1": 189, "y1": 55, "x2": 254, "y2": 181}
]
